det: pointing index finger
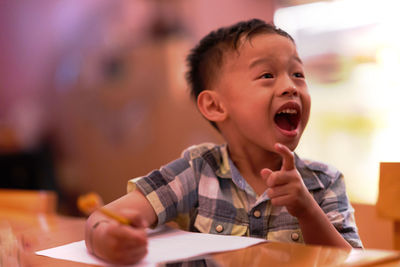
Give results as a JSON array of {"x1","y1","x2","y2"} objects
[{"x1": 274, "y1": 143, "x2": 295, "y2": 171}]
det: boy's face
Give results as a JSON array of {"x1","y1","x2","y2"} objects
[{"x1": 215, "y1": 33, "x2": 311, "y2": 152}]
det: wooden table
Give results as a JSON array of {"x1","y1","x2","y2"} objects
[
  {"x1": 2, "y1": 209, "x2": 400, "y2": 267},
  {"x1": 0, "y1": 209, "x2": 91, "y2": 266}
]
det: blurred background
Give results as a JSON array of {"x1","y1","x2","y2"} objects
[{"x1": 0, "y1": 0, "x2": 398, "y2": 216}]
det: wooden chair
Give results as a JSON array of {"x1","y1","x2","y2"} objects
[
  {"x1": 376, "y1": 162, "x2": 400, "y2": 250},
  {"x1": 0, "y1": 189, "x2": 57, "y2": 213}
]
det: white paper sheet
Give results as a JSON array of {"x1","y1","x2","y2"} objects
[{"x1": 35, "y1": 226, "x2": 266, "y2": 266}]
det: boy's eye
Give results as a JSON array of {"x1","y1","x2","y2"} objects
[
  {"x1": 293, "y1": 72, "x2": 305, "y2": 78},
  {"x1": 261, "y1": 73, "x2": 274, "y2": 79}
]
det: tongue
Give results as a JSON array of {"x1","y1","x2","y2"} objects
[{"x1": 275, "y1": 114, "x2": 295, "y2": 131}]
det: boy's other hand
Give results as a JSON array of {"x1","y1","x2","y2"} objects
[
  {"x1": 260, "y1": 143, "x2": 314, "y2": 218},
  {"x1": 92, "y1": 209, "x2": 148, "y2": 265}
]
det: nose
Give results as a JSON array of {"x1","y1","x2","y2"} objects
[
  {"x1": 276, "y1": 75, "x2": 300, "y2": 97},
  {"x1": 276, "y1": 81, "x2": 299, "y2": 98},
  {"x1": 280, "y1": 85, "x2": 298, "y2": 97}
]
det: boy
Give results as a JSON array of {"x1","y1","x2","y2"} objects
[{"x1": 85, "y1": 19, "x2": 362, "y2": 265}]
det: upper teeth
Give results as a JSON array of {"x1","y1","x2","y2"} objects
[{"x1": 278, "y1": 109, "x2": 297, "y2": 114}]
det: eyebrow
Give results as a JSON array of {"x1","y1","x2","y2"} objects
[{"x1": 249, "y1": 56, "x2": 303, "y2": 69}]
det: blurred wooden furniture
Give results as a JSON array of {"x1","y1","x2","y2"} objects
[
  {"x1": 212, "y1": 242, "x2": 400, "y2": 267},
  {"x1": 0, "y1": 186, "x2": 399, "y2": 266},
  {"x1": 1, "y1": 210, "x2": 400, "y2": 266},
  {"x1": 352, "y1": 202, "x2": 394, "y2": 250},
  {"x1": 377, "y1": 162, "x2": 400, "y2": 250},
  {"x1": 0, "y1": 210, "x2": 87, "y2": 267},
  {"x1": 0, "y1": 189, "x2": 57, "y2": 213}
]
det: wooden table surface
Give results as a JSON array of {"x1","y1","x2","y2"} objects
[
  {"x1": 2, "y1": 209, "x2": 400, "y2": 267},
  {"x1": 0, "y1": 209, "x2": 95, "y2": 267}
]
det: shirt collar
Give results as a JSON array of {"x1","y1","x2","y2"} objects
[
  {"x1": 214, "y1": 144, "x2": 325, "y2": 191},
  {"x1": 214, "y1": 144, "x2": 232, "y2": 179}
]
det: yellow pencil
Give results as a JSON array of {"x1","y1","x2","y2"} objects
[{"x1": 99, "y1": 207, "x2": 131, "y2": 225}]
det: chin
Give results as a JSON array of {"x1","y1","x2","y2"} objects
[{"x1": 279, "y1": 138, "x2": 300, "y2": 152}]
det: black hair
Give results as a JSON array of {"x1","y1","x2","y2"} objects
[{"x1": 185, "y1": 18, "x2": 294, "y2": 130}]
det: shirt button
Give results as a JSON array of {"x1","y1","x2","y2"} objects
[
  {"x1": 253, "y1": 210, "x2": 261, "y2": 218},
  {"x1": 215, "y1": 225, "x2": 224, "y2": 233},
  {"x1": 291, "y1": 232, "x2": 300, "y2": 241}
]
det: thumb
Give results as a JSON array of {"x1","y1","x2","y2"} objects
[
  {"x1": 120, "y1": 209, "x2": 148, "y2": 228},
  {"x1": 260, "y1": 168, "x2": 272, "y2": 183}
]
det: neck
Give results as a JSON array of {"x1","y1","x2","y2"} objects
[{"x1": 227, "y1": 143, "x2": 282, "y2": 177}]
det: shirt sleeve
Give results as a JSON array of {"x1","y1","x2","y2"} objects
[
  {"x1": 127, "y1": 153, "x2": 198, "y2": 226},
  {"x1": 318, "y1": 171, "x2": 363, "y2": 248}
]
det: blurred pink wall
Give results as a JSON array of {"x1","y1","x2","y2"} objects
[
  {"x1": 0, "y1": 0, "x2": 277, "y2": 213},
  {"x1": 181, "y1": 0, "x2": 276, "y2": 41}
]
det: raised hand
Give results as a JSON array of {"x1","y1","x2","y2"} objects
[{"x1": 260, "y1": 143, "x2": 314, "y2": 218}]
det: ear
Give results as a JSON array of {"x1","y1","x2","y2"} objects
[{"x1": 197, "y1": 90, "x2": 227, "y2": 123}]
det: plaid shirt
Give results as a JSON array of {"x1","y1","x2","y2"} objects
[{"x1": 128, "y1": 143, "x2": 362, "y2": 248}]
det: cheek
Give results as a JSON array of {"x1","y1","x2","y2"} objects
[
  {"x1": 228, "y1": 101, "x2": 264, "y2": 126},
  {"x1": 302, "y1": 95, "x2": 312, "y2": 126},
  {"x1": 224, "y1": 89, "x2": 273, "y2": 122}
]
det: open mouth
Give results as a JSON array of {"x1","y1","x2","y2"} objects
[{"x1": 274, "y1": 103, "x2": 301, "y2": 132}]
